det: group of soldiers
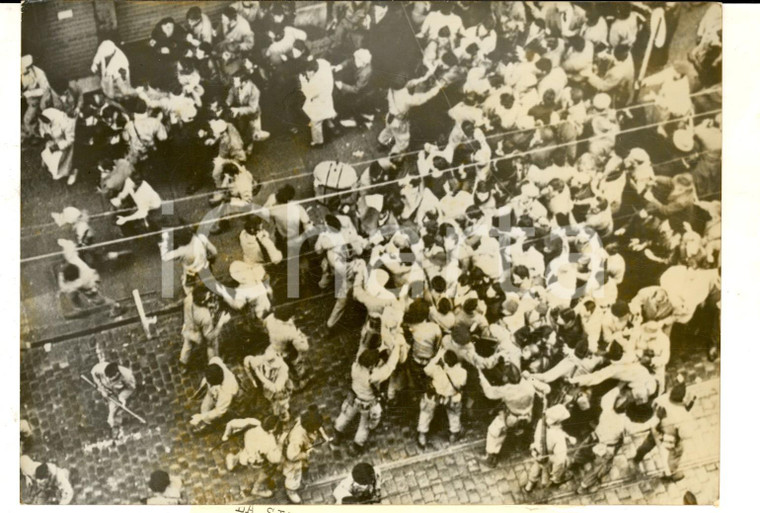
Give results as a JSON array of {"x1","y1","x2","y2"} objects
[{"x1": 21, "y1": 1, "x2": 722, "y2": 506}]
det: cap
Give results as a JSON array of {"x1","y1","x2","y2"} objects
[
  {"x1": 592, "y1": 93, "x2": 612, "y2": 111},
  {"x1": 352, "y1": 462, "x2": 376, "y2": 485},
  {"x1": 673, "y1": 129, "x2": 695, "y2": 152}
]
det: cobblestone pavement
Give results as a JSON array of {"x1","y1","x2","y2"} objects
[{"x1": 20, "y1": 288, "x2": 719, "y2": 505}]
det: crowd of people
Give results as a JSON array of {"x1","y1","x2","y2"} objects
[{"x1": 20, "y1": 1, "x2": 722, "y2": 505}]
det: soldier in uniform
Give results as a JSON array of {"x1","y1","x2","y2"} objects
[
  {"x1": 632, "y1": 382, "x2": 694, "y2": 482},
  {"x1": 222, "y1": 415, "x2": 282, "y2": 498},
  {"x1": 416, "y1": 349, "x2": 467, "y2": 448},
  {"x1": 524, "y1": 405, "x2": 575, "y2": 493},
  {"x1": 244, "y1": 346, "x2": 293, "y2": 423},
  {"x1": 479, "y1": 362, "x2": 551, "y2": 467},
  {"x1": 282, "y1": 407, "x2": 328, "y2": 504},
  {"x1": 333, "y1": 462, "x2": 382, "y2": 504},
  {"x1": 190, "y1": 357, "x2": 240, "y2": 432},
  {"x1": 91, "y1": 360, "x2": 137, "y2": 436},
  {"x1": 264, "y1": 307, "x2": 310, "y2": 386},
  {"x1": 146, "y1": 470, "x2": 184, "y2": 505},
  {"x1": 574, "y1": 387, "x2": 630, "y2": 493},
  {"x1": 334, "y1": 341, "x2": 401, "y2": 453}
]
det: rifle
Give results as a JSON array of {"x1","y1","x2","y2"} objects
[
  {"x1": 80, "y1": 374, "x2": 146, "y2": 424},
  {"x1": 191, "y1": 381, "x2": 208, "y2": 400},
  {"x1": 534, "y1": 396, "x2": 552, "y2": 488}
]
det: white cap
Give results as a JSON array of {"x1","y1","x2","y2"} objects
[
  {"x1": 592, "y1": 93, "x2": 612, "y2": 111},
  {"x1": 673, "y1": 129, "x2": 695, "y2": 152}
]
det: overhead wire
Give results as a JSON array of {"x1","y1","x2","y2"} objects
[
  {"x1": 19, "y1": 87, "x2": 721, "y2": 236},
  {"x1": 20, "y1": 108, "x2": 721, "y2": 264}
]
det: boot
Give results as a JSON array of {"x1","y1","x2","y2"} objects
[
  {"x1": 484, "y1": 453, "x2": 499, "y2": 468},
  {"x1": 449, "y1": 431, "x2": 462, "y2": 444},
  {"x1": 417, "y1": 432, "x2": 427, "y2": 448},
  {"x1": 286, "y1": 490, "x2": 302, "y2": 504}
]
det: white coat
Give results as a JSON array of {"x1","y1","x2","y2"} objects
[{"x1": 301, "y1": 59, "x2": 337, "y2": 123}]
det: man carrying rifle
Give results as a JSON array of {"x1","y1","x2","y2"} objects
[
  {"x1": 416, "y1": 349, "x2": 467, "y2": 448},
  {"x1": 222, "y1": 415, "x2": 282, "y2": 498},
  {"x1": 333, "y1": 462, "x2": 382, "y2": 504},
  {"x1": 631, "y1": 381, "x2": 694, "y2": 482},
  {"x1": 283, "y1": 406, "x2": 329, "y2": 504},
  {"x1": 91, "y1": 361, "x2": 137, "y2": 437},
  {"x1": 524, "y1": 404, "x2": 575, "y2": 493}
]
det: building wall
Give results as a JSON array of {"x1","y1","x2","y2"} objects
[
  {"x1": 21, "y1": 0, "x2": 101, "y2": 87},
  {"x1": 22, "y1": 0, "x2": 328, "y2": 85},
  {"x1": 114, "y1": 0, "x2": 230, "y2": 44}
]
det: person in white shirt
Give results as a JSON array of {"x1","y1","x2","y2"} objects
[
  {"x1": 316, "y1": 215, "x2": 367, "y2": 328},
  {"x1": 582, "y1": 7, "x2": 609, "y2": 50},
  {"x1": 640, "y1": 60, "x2": 694, "y2": 130},
  {"x1": 39, "y1": 108, "x2": 77, "y2": 184},
  {"x1": 300, "y1": 58, "x2": 337, "y2": 146},
  {"x1": 417, "y1": 3, "x2": 463, "y2": 42},
  {"x1": 221, "y1": 416, "x2": 282, "y2": 498},
  {"x1": 240, "y1": 215, "x2": 282, "y2": 268},
  {"x1": 111, "y1": 172, "x2": 162, "y2": 233},
  {"x1": 191, "y1": 357, "x2": 239, "y2": 431},
  {"x1": 20, "y1": 456, "x2": 74, "y2": 505},
  {"x1": 220, "y1": 260, "x2": 273, "y2": 321},
  {"x1": 91, "y1": 360, "x2": 137, "y2": 433},
  {"x1": 378, "y1": 75, "x2": 443, "y2": 154},
  {"x1": 264, "y1": 184, "x2": 315, "y2": 252},
  {"x1": 562, "y1": 35, "x2": 595, "y2": 84},
  {"x1": 461, "y1": 16, "x2": 498, "y2": 57},
  {"x1": 160, "y1": 227, "x2": 217, "y2": 294},
  {"x1": 608, "y1": 3, "x2": 643, "y2": 50},
  {"x1": 91, "y1": 40, "x2": 132, "y2": 100},
  {"x1": 56, "y1": 239, "x2": 121, "y2": 315},
  {"x1": 574, "y1": 387, "x2": 631, "y2": 492}
]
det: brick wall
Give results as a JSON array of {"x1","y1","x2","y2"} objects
[{"x1": 21, "y1": 0, "x2": 101, "y2": 86}]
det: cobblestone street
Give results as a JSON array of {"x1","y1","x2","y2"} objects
[{"x1": 20, "y1": 290, "x2": 719, "y2": 505}]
